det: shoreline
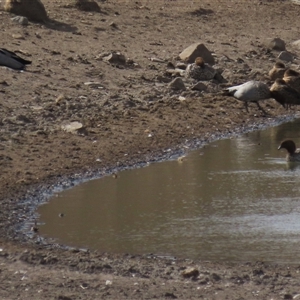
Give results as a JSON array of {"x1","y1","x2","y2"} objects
[{"x1": 13, "y1": 112, "x2": 298, "y2": 250}]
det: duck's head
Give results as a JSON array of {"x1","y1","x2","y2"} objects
[
  {"x1": 195, "y1": 57, "x2": 205, "y2": 68},
  {"x1": 274, "y1": 78, "x2": 286, "y2": 85},
  {"x1": 284, "y1": 69, "x2": 300, "y2": 78},
  {"x1": 274, "y1": 62, "x2": 286, "y2": 69},
  {"x1": 278, "y1": 140, "x2": 297, "y2": 154}
]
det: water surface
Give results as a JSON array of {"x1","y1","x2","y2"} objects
[{"x1": 37, "y1": 119, "x2": 300, "y2": 263}]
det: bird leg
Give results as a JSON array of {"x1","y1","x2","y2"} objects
[
  {"x1": 255, "y1": 101, "x2": 267, "y2": 115},
  {"x1": 244, "y1": 102, "x2": 249, "y2": 113}
]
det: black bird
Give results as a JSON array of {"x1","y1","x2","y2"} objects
[{"x1": 0, "y1": 48, "x2": 31, "y2": 70}]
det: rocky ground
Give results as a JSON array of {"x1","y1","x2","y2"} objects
[{"x1": 1, "y1": 0, "x2": 300, "y2": 299}]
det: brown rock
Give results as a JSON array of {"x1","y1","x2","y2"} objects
[
  {"x1": 267, "y1": 37, "x2": 286, "y2": 51},
  {"x1": 278, "y1": 51, "x2": 294, "y2": 62},
  {"x1": 191, "y1": 81, "x2": 207, "y2": 91},
  {"x1": 179, "y1": 43, "x2": 215, "y2": 65},
  {"x1": 168, "y1": 77, "x2": 186, "y2": 90},
  {"x1": 74, "y1": 0, "x2": 100, "y2": 12},
  {"x1": 4, "y1": 0, "x2": 48, "y2": 23}
]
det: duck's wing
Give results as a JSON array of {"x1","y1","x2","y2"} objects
[
  {"x1": 0, "y1": 50, "x2": 25, "y2": 70},
  {"x1": 231, "y1": 81, "x2": 271, "y2": 101},
  {"x1": 277, "y1": 85, "x2": 300, "y2": 105},
  {"x1": 284, "y1": 77, "x2": 300, "y2": 94},
  {"x1": 0, "y1": 48, "x2": 31, "y2": 65},
  {"x1": 222, "y1": 82, "x2": 246, "y2": 96}
]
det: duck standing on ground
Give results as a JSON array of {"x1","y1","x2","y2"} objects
[
  {"x1": 0, "y1": 48, "x2": 31, "y2": 70},
  {"x1": 278, "y1": 140, "x2": 300, "y2": 162},
  {"x1": 268, "y1": 62, "x2": 287, "y2": 81},
  {"x1": 270, "y1": 78, "x2": 300, "y2": 109},
  {"x1": 223, "y1": 80, "x2": 271, "y2": 113},
  {"x1": 185, "y1": 57, "x2": 217, "y2": 81},
  {"x1": 283, "y1": 69, "x2": 300, "y2": 94}
]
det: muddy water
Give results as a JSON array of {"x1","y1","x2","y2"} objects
[{"x1": 37, "y1": 119, "x2": 300, "y2": 263}]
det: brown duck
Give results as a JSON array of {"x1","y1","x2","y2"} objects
[
  {"x1": 283, "y1": 69, "x2": 300, "y2": 94},
  {"x1": 278, "y1": 140, "x2": 300, "y2": 162},
  {"x1": 185, "y1": 57, "x2": 217, "y2": 81},
  {"x1": 268, "y1": 62, "x2": 287, "y2": 81},
  {"x1": 270, "y1": 79, "x2": 300, "y2": 109}
]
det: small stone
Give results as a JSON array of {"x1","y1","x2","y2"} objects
[
  {"x1": 278, "y1": 51, "x2": 294, "y2": 62},
  {"x1": 11, "y1": 16, "x2": 28, "y2": 25},
  {"x1": 109, "y1": 21, "x2": 117, "y2": 28},
  {"x1": 267, "y1": 37, "x2": 286, "y2": 51},
  {"x1": 105, "y1": 280, "x2": 112, "y2": 285},
  {"x1": 191, "y1": 81, "x2": 207, "y2": 91},
  {"x1": 165, "y1": 68, "x2": 185, "y2": 77},
  {"x1": 104, "y1": 52, "x2": 126, "y2": 64},
  {"x1": 181, "y1": 267, "x2": 199, "y2": 278},
  {"x1": 55, "y1": 94, "x2": 65, "y2": 104},
  {"x1": 292, "y1": 39, "x2": 300, "y2": 49},
  {"x1": 61, "y1": 122, "x2": 85, "y2": 134},
  {"x1": 74, "y1": 0, "x2": 101, "y2": 12},
  {"x1": 12, "y1": 34, "x2": 24, "y2": 40},
  {"x1": 214, "y1": 72, "x2": 227, "y2": 83},
  {"x1": 84, "y1": 82, "x2": 104, "y2": 89},
  {"x1": 168, "y1": 77, "x2": 186, "y2": 90},
  {"x1": 165, "y1": 292, "x2": 177, "y2": 299},
  {"x1": 175, "y1": 62, "x2": 188, "y2": 70},
  {"x1": 179, "y1": 42, "x2": 215, "y2": 65},
  {"x1": 211, "y1": 273, "x2": 222, "y2": 281}
]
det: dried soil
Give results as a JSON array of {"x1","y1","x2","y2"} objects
[{"x1": 1, "y1": 0, "x2": 300, "y2": 299}]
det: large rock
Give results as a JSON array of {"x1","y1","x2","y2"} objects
[
  {"x1": 179, "y1": 43, "x2": 215, "y2": 65},
  {"x1": 266, "y1": 38, "x2": 286, "y2": 51},
  {"x1": 4, "y1": 0, "x2": 48, "y2": 23}
]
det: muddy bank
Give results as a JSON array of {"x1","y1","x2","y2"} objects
[{"x1": 12, "y1": 113, "x2": 299, "y2": 246}]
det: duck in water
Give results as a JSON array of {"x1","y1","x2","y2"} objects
[{"x1": 278, "y1": 140, "x2": 300, "y2": 162}]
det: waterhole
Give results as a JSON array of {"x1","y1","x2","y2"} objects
[{"x1": 37, "y1": 119, "x2": 300, "y2": 263}]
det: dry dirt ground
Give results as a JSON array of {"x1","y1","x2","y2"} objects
[{"x1": 1, "y1": 0, "x2": 300, "y2": 299}]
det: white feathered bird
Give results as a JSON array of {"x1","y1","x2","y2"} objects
[{"x1": 223, "y1": 80, "x2": 272, "y2": 113}]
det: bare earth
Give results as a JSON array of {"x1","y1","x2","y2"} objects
[{"x1": 1, "y1": 0, "x2": 300, "y2": 299}]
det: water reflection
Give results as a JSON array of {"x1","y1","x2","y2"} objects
[{"x1": 38, "y1": 119, "x2": 300, "y2": 263}]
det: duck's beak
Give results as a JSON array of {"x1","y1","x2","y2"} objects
[{"x1": 278, "y1": 145, "x2": 282, "y2": 150}]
